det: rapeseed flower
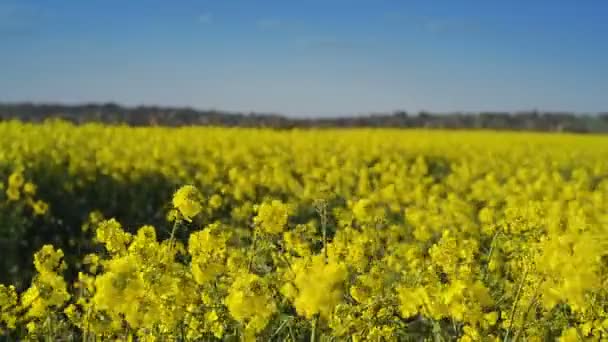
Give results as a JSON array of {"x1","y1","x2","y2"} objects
[
  {"x1": 291, "y1": 255, "x2": 347, "y2": 319},
  {"x1": 172, "y1": 185, "x2": 203, "y2": 222},
  {"x1": 225, "y1": 273, "x2": 276, "y2": 336},
  {"x1": 253, "y1": 200, "x2": 289, "y2": 234}
]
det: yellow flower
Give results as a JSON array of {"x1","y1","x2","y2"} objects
[
  {"x1": 92, "y1": 255, "x2": 146, "y2": 328},
  {"x1": 349, "y1": 285, "x2": 370, "y2": 304},
  {"x1": 352, "y1": 198, "x2": 373, "y2": 222},
  {"x1": 204, "y1": 310, "x2": 224, "y2": 338},
  {"x1": 83, "y1": 254, "x2": 101, "y2": 273},
  {"x1": 209, "y1": 194, "x2": 223, "y2": 209},
  {"x1": 8, "y1": 171, "x2": 24, "y2": 189},
  {"x1": 292, "y1": 255, "x2": 347, "y2": 319},
  {"x1": 20, "y1": 246, "x2": 70, "y2": 319},
  {"x1": 95, "y1": 219, "x2": 132, "y2": 255},
  {"x1": 459, "y1": 325, "x2": 481, "y2": 342},
  {"x1": 188, "y1": 224, "x2": 230, "y2": 284},
  {"x1": 225, "y1": 273, "x2": 276, "y2": 335},
  {"x1": 0, "y1": 285, "x2": 18, "y2": 330},
  {"x1": 5, "y1": 186, "x2": 19, "y2": 201},
  {"x1": 483, "y1": 311, "x2": 499, "y2": 326},
  {"x1": 253, "y1": 200, "x2": 289, "y2": 234},
  {"x1": 33, "y1": 245, "x2": 66, "y2": 272},
  {"x1": 172, "y1": 185, "x2": 203, "y2": 222},
  {"x1": 398, "y1": 286, "x2": 431, "y2": 318},
  {"x1": 31, "y1": 200, "x2": 49, "y2": 215},
  {"x1": 23, "y1": 182, "x2": 37, "y2": 195},
  {"x1": 559, "y1": 327, "x2": 579, "y2": 342}
]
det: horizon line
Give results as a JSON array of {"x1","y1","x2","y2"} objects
[{"x1": 1, "y1": 100, "x2": 606, "y2": 118}]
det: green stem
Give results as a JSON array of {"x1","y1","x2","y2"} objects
[
  {"x1": 483, "y1": 230, "x2": 501, "y2": 281},
  {"x1": 288, "y1": 325, "x2": 296, "y2": 342},
  {"x1": 248, "y1": 231, "x2": 258, "y2": 272},
  {"x1": 310, "y1": 316, "x2": 317, "y2": 342},
  {"x1": 316, "y1": 200, "x2": 328, "y2": 264},
  {"x1": 504, "y1": 266, "x2": 529, "y2": 342},
  {"x1": 270, "y1": 318, "x2": 290, "y2": 340},
  {"x1": 45, "y1": 315, "x2": 52, "y2": 342},
  {"x1": 169, "y1": 219, "x2": 181, "y2": 247},
  {"x1": 322, "y1": 221, "x2": 328, "y2": 264}
]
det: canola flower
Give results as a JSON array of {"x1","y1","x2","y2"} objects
[
  {"x1": 225, "y1": 273, "x2": 277, "y2": 339},
  {"x1": 0, "y1": 122, "x2": 607, "y2": 340},
  {"x1": 0, "y1": 285, "x2": 18, "y2": 333},
  {"x1": 290, "y1": 254, "x2": 347, "y2": 319},
  {"x1": 172, "y1": 185, "x2": 204, "y2": 222},
  {"x1": 253, "y1": 200, "x2": 290, "y2": 234},
  {"x1": 3, "y1": 169, "x2": 49, "y2": 215}
]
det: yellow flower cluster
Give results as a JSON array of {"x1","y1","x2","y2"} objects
[
  {"x1": 254, "y1": 200, "x2": 290, "y2": 234},
  {"x1": 172, "y1": 185, "x2": 204, "y2": 222},
  {"x1": 289, "y1": 255, "x2": 347, "y2": 319},
  {"x1": 0, "y1": 122, "x2": 608, "y2": 340},
  {"x1": 2, "y1": 169, "x2": 49, "y2": 215},
  {"x1": 19, "y1": 246, "x2": 70, "y2": 337},
  {"x1": 225, "y1": 273, "x2": 277, "y2": 339},
  {"x1": 0, "y1": 285, "x2": 18, "y2": 333}
]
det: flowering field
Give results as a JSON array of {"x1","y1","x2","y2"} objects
[{"x1": 1, "y1": 121, "x2": 608, "y2": 341}]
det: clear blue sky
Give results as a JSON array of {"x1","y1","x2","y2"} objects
[{"x1": 1, "y1": 0, "x2": 607, "y2": 116}]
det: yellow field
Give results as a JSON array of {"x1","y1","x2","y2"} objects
[{"x1": 1, "y1": 121, "x2": 608, "y2": 341}]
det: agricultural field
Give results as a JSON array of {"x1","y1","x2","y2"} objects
[{"x1": 1, "y1": 120, "x2": 608, "y2": 341}]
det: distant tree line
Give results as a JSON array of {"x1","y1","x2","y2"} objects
[{"x1": 1, "y1": 102, "x2": 608, "y2": 133}]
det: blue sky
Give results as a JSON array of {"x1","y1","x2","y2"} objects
[{"x1": 0, "y1": 0, "x2": 607, "y2": 116}]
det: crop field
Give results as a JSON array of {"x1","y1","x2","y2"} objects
[{"x1": 1, "y1": 121, "x2": 608, "y2": 341}]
